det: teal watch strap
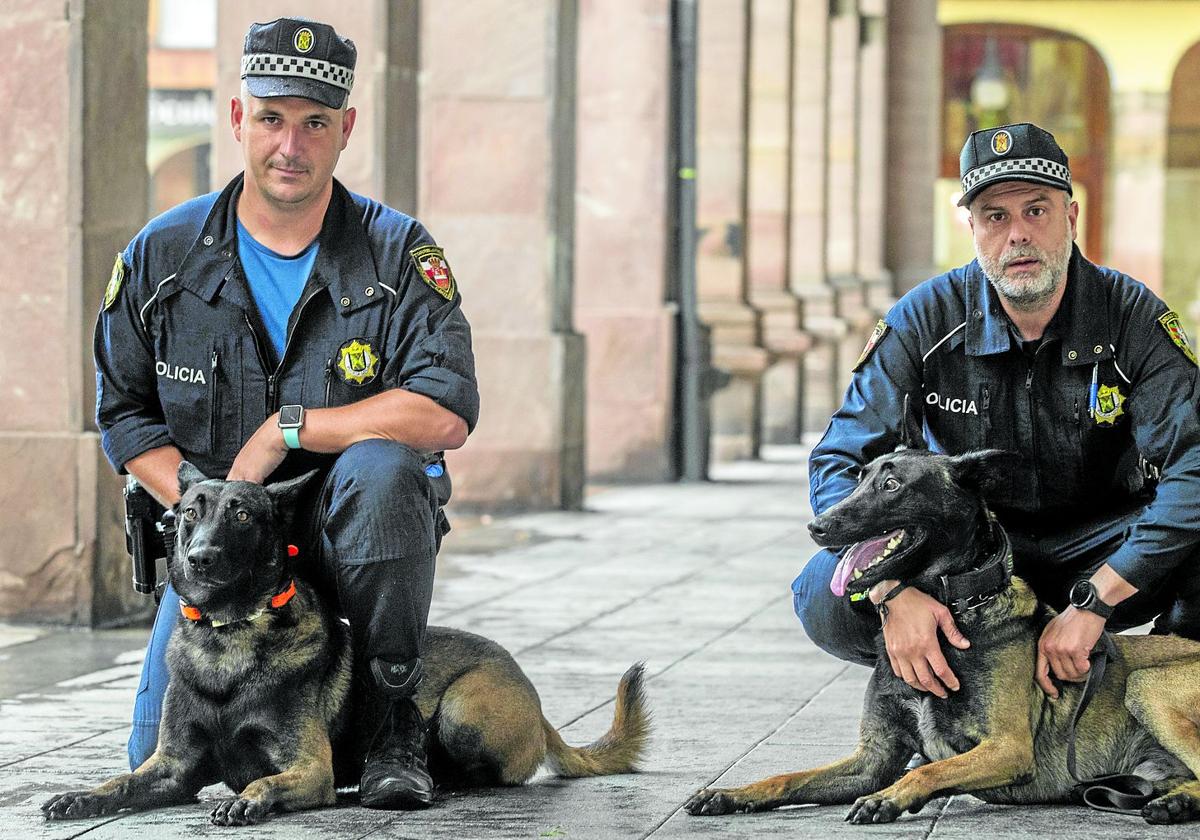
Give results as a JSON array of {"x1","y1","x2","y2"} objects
[{"x1": 281, "y1": 427, "x2": 302, "y2": 450}]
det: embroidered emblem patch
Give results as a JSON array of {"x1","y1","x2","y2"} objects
[
  {"x1": 409, "y1": 245, "x2": 456, "y2": 301},
  {"x1": 853, "y1": 320, "x2": 890, "y2": 372},
  {"x1": 103, "y1": 254, "x2": 126, "y2": 311},
  {"x1": 294, "y1": 27, "x2": 315, "y2": 53},
  {"x1": 1093, "y1": 384, "x2": 1125, "y2": 426},
  {"x1": 336, "y1": 338, "x2": 379, "y2": 386},
  {"x1": 991, "y1": 129, "x2": 1012, "y2": 156},
  {"x1": 1158, "y1": 311, "x2": 1197, "y2": 366}
]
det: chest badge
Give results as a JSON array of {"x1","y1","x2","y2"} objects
[
  {"x1": 1092, "y1": 384, "x2": 1125, "y2": 426},
  {"x1": 336, "y1": 338, "x2": 379, "y2": 386},
  {"x1": 409, "y1": 245, "x2": 457, "y2": 301}
]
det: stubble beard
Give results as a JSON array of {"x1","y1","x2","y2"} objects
[{"x1": 977, "y1": 229, "x2": 1073, "y2": 313}]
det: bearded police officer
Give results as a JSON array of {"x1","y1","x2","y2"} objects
[
  {"x1": 792, "y1": 123, "x2": 1200, "y2": 701},
  {"x1": 95, "y1": 17, "x2": 477, "y2": 809}
]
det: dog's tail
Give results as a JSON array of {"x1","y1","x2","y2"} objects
[{"x1": 541, "y1": 662, "x2": 650, "y2": 777}]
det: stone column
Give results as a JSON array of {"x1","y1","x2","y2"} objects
[
  {"x1": 0, "y1": 0, "x2": 147, "y2": 624},
  {"x1": 420, "y1": 1, "x2": 584, "y2": 509},
  {"x1": 574, "y1": 0, "x2": 676, "y2": 481},
  {"x1": 748, "y1": 0, "x2": 810, "y2": 444},
  {"x1": 697, "y1": 0, "x2": 769, "y2": 461},
  {"x1": 215, "y1": 0, "x2": 402, "y2": 202},
  {"x1": 856, "y1": 0, "x2": 890, "y2": 312},
  {"x1": 791, "y1": 0, "x2": 846, "y2": 433},
  {"x1": 825, "y1": 0, "x2": 871, "y2": 402},
  {"x1": 1108, "y1": 89, "x2": 1169, "y2": 293},
  {"x1": 884, "y1": 0, "x2": 939, "y2": 296}
]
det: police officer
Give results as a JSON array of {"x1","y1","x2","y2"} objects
[
  {"x1": 95, "y1": 18, "x2": 477, "y2": 809},
  {"x1": 792, "y1": 123, "x2": 1200, "y2": 701}
]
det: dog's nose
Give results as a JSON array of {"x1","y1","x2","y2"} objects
[
  {"x1": 808, "y1": 520, "x2": 829, "y2": 540},
  {"x1": 186, "y1": 547, "x2": 220, "y2": 570}
]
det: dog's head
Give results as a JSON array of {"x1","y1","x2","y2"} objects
[
  {"x1": 810, "y1": 449, "x2": 1014, "y2": 598},
  {"x1": 169, "y1": 462, "x2": 318, "y2": 617}
]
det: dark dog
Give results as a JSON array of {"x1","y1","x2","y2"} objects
[
  {"x1": 686, "y1": 449, "x2": 1200, "y2": 825},
  {"x1": 44, "y1": 463, "x2": 650, "y2": 826}
]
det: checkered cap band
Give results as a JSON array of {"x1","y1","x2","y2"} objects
[
  {"x1": 241, "y1": 53, "x2": 354, "y2": 93},
  {"x1": 961, "y1": 157, "x2": 1071, "y2": 194}
]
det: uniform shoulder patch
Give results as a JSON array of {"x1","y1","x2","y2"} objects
[
  {"x1": 853, "y1": 320, "x2": 890, "y2": 372},
  {"x1": 409, "y1": 245, "x2": 456, "y2": 301},
  {"x1": 103, "y1": 254, "x2": 126, "y2": 311},
  {"x1": 1157, "y1": 310, "x2": 1197, "y2": 366}
]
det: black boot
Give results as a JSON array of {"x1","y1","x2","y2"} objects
[{"x1": 360, "y1": 695, "x2": 434, "y2": 809}]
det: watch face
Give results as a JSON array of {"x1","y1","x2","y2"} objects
[
  {"x1": 279, "y1": 405, "x2": 303, "y2": 426},
  {"x1": 1070, "y1": 580, "x2": 1093, "y2": 609}
]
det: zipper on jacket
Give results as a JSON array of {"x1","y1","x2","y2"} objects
[
  {"x1": 270, "y1": 287, "x2": 325, "y2": 413},
  {"x1": 243, "y1": 313, "x2": 273, "y2": 419},
  {"x1": 209, "y1": 350, "x2": 219, "y2": 452},
  {"x1": 980, "y1": 384, "x2": 991, "y2": 443},
  {"x1": 324, "y1": 358, "x2": 334, "y2": 407}
]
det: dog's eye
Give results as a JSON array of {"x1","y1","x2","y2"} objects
[
  {"x1": 883, "y1": 476, "x2": 901, "y2": 492},
  {"x1": 182, "y1": 508, "x2": 198, "y2": 522},
  {"x1": 236, "y1": 510, "x2": 249, "y2": 523}
]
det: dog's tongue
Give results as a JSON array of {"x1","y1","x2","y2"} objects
[{"x1": 830, "y1": 529, "x2": 904, "y2": 597}]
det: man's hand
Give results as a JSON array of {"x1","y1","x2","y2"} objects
[
  {"x1": 227, "y1": 414, "x2": 288, "y2": 484},
  {"x1": 1036, "y1": 606, "x2": 1105, "y2": 699},
  {"x1": 877, "y1": 586, "x2": 970, "y2": 698}
]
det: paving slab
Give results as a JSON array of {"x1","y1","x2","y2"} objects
[{"x1": 0, "y1": 446, "x2": 1190, "y2": 838}]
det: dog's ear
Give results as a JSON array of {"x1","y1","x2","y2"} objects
[
  {"x1": 266, "y1": 470, "x2": 322, "y2": 513},
  {"x1": 948, "y1": 450, "x2": 1018, "y2": 498},
  {"x1": 177, "y1": 461, "x2": 209, "y2": 495}
]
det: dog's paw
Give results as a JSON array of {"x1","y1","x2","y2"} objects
[
  {"x1": 846, "y1": 794, "x2": 901, "y2": 824},
  {"x1": 210, "y1": 797, "x2": 270, "y2": 826},
  {"x1": 41, "y1": 791, "x2": 117, "y2": 820},
  {"x1": 684, "y1": 788, "x2": 756, "y2": 817},
  {"x1": 1143, "y1": 792, "x2": 1200, "y2": 824}
]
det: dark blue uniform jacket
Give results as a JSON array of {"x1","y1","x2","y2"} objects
[
  {"x1": 95, "y1": 175, "x2": 479, "y2": 482},
  {"x1": 810, "y1": 247, "x2": 1200, "y2": 592}
]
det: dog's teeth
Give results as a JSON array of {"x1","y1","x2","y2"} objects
[
  {"x1": 852, "y1": 569, "x2": 864, "y2": 579},
  {"x1": 887, "y1": 535, "x2": 902, "y2": 550}
]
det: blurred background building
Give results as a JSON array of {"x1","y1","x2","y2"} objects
[{"x1": 2, "y1": 0, "x2": 1199, "y2": 625}]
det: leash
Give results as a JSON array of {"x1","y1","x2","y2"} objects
[{"x1": 1065, "y1": 632, "x2": 1156, "y2": 815}]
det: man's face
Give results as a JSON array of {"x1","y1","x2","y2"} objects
[
  {"x1": 231, "y1": 92, "x2": 356, "y2": 210},
  {"x1": 969, "y1": 182, "x2": 1079, "y2": 312}
]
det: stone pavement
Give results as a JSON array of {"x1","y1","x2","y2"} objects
[{"x1": 0, "y1": 446, "x2": 1190, "y2": 838}]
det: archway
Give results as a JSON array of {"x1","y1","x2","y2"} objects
[
  {"x1": 1166, "y1": 40, "x2": 1200, "y2": 335},
  {"x1": 937, "y1": 24, "x2": 1110, "y2": 271}
]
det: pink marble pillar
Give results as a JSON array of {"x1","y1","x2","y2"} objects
[
  {"x1": 748, "y1": 0, "x2": 810, "y2": 444},
  {"x1": 884, "y1": 0, "x2": 939, "y2": 296},
  {"x1": 419, "y1": 0, "x2": 585, "y2": 509},
  {"x1": 574, "y1": 0, "x2": 676, "y2": 480},
  {"x1": 1108, "y1": 89, "x2": 1169, "y2": 293},
  {"x1": 856, "y1": 0, "x2": 890, "y2": 312},
  {"x1": 790, "y1": 0, "x2": 845, "y2": 433},
  {"x1": 0, "y1": 0, "x2": 147, "y2": 624},
  {"x1": 697, "y1": 0, "x2": 769, "y2": 462}
]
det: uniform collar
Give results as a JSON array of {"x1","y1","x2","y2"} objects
[
  {"x1": 175, "y1": 175, "x2": 383, "y2": 314},
  {"x1": 963, "y1": 245, "x2": 1111, "y2": 365}
]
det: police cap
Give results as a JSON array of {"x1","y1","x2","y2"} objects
[
  {"x1": 957, "y1": 122, "x2": 1072, "y2": 208},
  {"x1": 241, "y1": 17, "x2": 356, "y2": 110}
]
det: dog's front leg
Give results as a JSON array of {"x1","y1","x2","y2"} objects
[
  {"x1": 42, "y1": 751, "x2": 203, "y2": 820},
  {"x1": 687, "y1": 682, "x2": 914, "y2": 817},
  {"x1": 209, "y1": 722, "x2": 336, "y2": 826},
  {"x1": 846, "y1": 733, "x2": 1034, "y2": 824}
]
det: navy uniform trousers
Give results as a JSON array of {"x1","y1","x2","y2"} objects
[
  {"x1": 128, "y1": 439, "x2": 439, "y2": 769},
  {"x1": 793, "y1": 499, "x2": 1200, "y2": 668}
]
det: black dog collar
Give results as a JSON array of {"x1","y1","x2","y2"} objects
[{"x1": 936, "y1": 519, "x2": 1014, "y2": 614}]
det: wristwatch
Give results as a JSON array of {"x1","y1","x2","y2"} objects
[
  {"x1": 1068, "y1": 579, "x2": 1114, "y2": 620},
  {"x1": 278, "y1": 404, "x2": 305, "y2": 450}
]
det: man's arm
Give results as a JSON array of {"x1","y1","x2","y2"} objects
[
  {"x1": 226, "y1": 389, "x2": 467, "y2": 483},
  {"x1": 126, "y1": 445, "x2": 186, "y2": 508}
]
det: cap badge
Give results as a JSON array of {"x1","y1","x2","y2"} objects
[
  {"x1": 991, "y1": 130, "x2": 1012, "y2": 156},
  {"x1": 294, "y1": 27, "x2": 315, "y2": 54},
  {"x1": 336, "y1": 338, "x2": 379, "y2": 386}
]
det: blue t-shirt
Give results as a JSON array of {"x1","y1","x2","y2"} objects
[{"x1": 236, "y1": 219, "x2": 319, "y2": 359}]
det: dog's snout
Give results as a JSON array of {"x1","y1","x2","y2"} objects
[
  {"x1": 186, "y1": 546, "x2": 220, "y2": 571},
  {"x1": 808, "y1": 519, "x2": 829, "y2": 540}
]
